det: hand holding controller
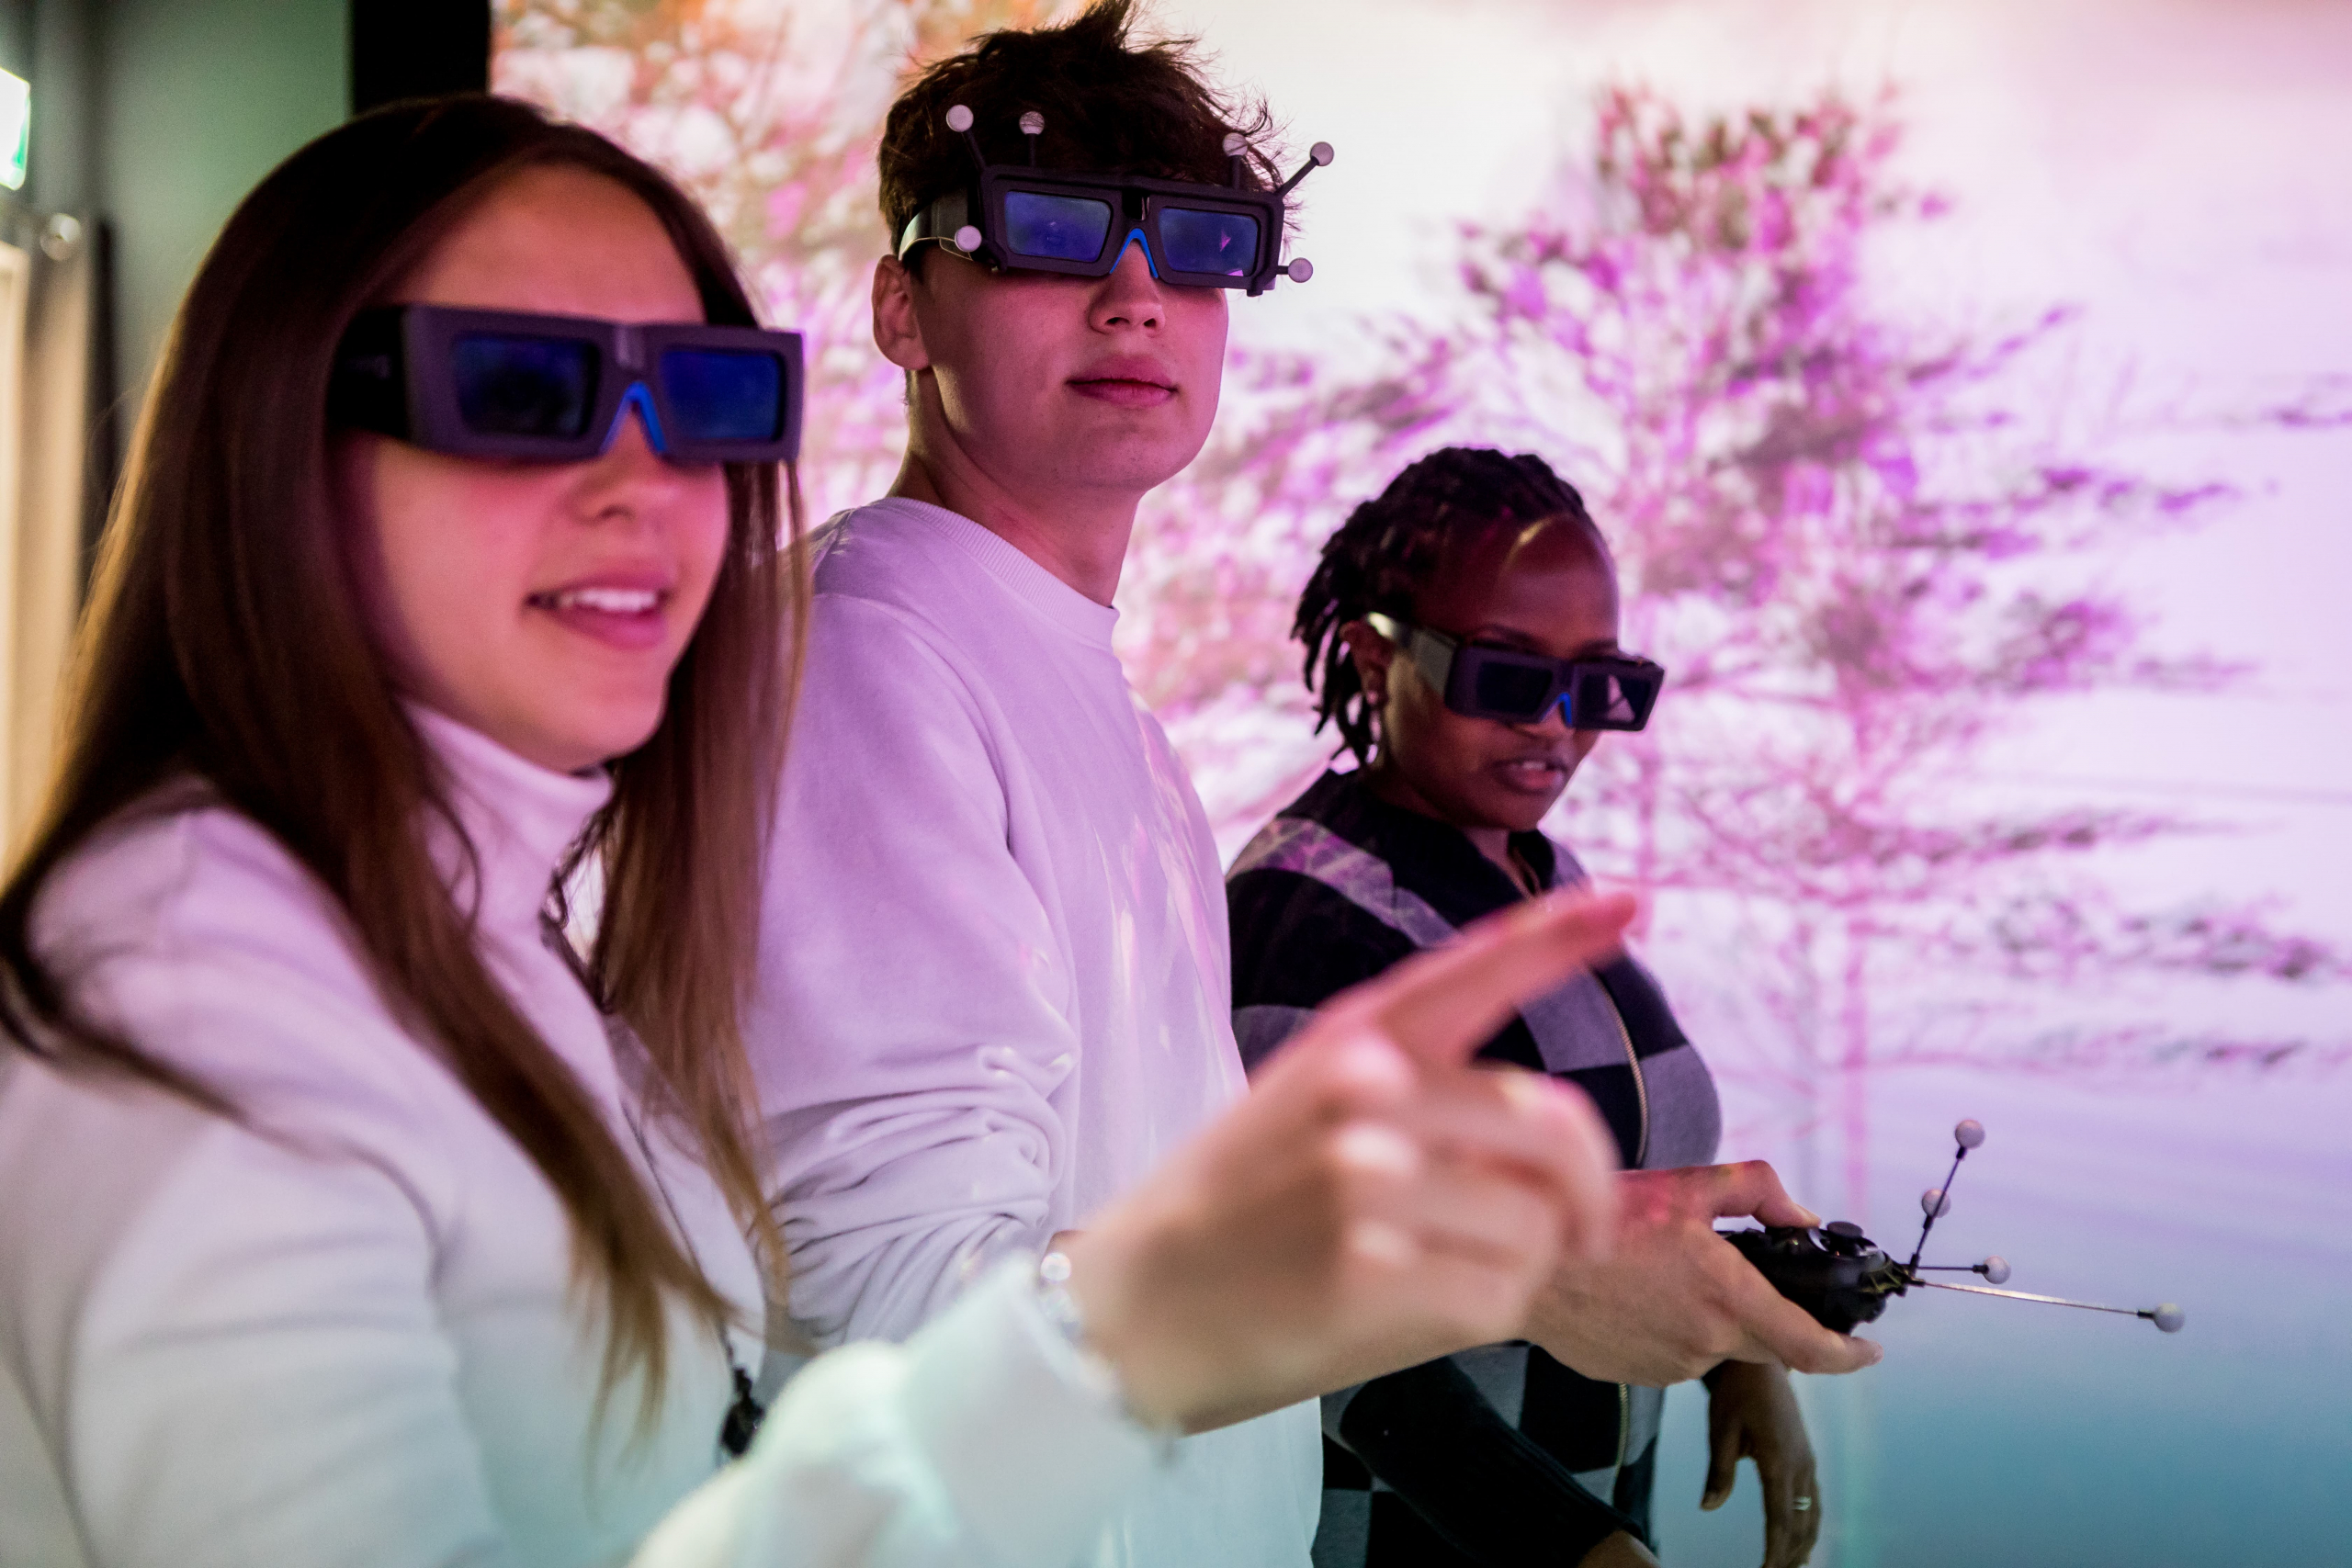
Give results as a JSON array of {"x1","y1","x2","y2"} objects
[{"x1": 1719, "y1": 1121, "x2": 2186, "y2": 1337}]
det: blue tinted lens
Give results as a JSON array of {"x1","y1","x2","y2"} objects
[
  {"x1": 1003, "y1": 191, "x2": 1114, "y2": 262},
  {"x1": 1469, "y1": 655, "x2": 1555, "y2": 718},
  {"x1": 1159, "y1": 207, "x2": 1259, "y2": 276},
  {"x1": 452, "y1": 333, "x2": 596, "y2": 438},
  {"x1": 659, "y1": 348, "x2": 784, "y2": 442}
]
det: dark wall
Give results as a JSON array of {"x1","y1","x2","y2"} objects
[{"x1": 6, "y1": 0, "x2": 491, "y2": 426}]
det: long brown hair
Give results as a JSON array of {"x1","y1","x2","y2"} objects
[{"x1": 0, "y1": 96, "x2": 806, "y2": 1417}]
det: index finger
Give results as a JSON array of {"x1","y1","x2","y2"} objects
[
  {"x1": 1334, "y1": 887, "x2": 1641, "y2": 1069},
  {"x1": 1691, "y1": 1160, "x2": 1822, "y2": 1229},
  {"x1": 1725, "y1": 1267, "x2": 1885, "y2": 1375}
]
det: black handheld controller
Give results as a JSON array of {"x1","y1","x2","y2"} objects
[
  {"x1": 1724, "y1": 1221, "x2": 1910, "y2": 1335},
  {"x1": 1717, "y1": 1120, "x2": 2185, "y2": 1337}
]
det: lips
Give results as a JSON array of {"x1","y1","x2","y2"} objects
[
  {"x1": 1493, "y1": 755, "x2": 1574, "y2": 795},
  {"x1": 526, "y1": 575, "x2": 673, "y2": 652},
  {"x1": 1069, "y1": 355, "x2": 1178, "y2": 407}
]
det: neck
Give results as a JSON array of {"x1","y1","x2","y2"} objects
[
  {"x1": 1358, "y1": 758, "x2": 1523, "y2": 888},
  {"x1": 889, "y1": 412, "x2": 1141, "y2": 607}
]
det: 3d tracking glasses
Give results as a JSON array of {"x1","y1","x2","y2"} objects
[
  {"x1": 1368, "y1": 613, "x2": 1667, "y2": 732},
  {"x1": 896, "y1": 105, "x2": 1332, "y2": 297},
  {"x1": 328, "y1": 305, "x2": 805, "y2": 465}
]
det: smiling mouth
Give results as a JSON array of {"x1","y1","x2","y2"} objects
[
  {"x1": 1495, "y1": 757, "x2": 1572, "y2": 790},
  {"x1": 528, "y1": 587, "x2": 664, "y2": 615}
]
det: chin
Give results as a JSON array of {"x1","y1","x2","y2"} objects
[
  {"x1": 1479, "y1": 791, "x2": 1562, "y2": 836},
  {"x1": 556, "y1": 701, "x2": 668, "y2": 772},
  {"x1": 1075, "y1": 429, "x2": 1208, "y2": 493}
]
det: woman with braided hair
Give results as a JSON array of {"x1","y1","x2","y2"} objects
[{"x1": 1228, "y1": 446, "x2": 1822, "y2": 1568}]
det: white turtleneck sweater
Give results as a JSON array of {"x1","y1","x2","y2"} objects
[
  {"x1": 744, "y1": 498, "x2": 1322, "y2": 1568},
  {"x1": 0, "y1": 709, "x2": 1161, "y2": 1568}
]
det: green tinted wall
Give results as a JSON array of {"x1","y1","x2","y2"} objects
[{"x1": 96, "y1": 0, "x2": 346, "y2": 396}]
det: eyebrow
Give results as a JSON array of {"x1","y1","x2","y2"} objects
[{"x1": 1465, "y1": 625, "x2": 1622, "y2": 659}]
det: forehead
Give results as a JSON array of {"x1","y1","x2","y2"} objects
[
  {"x1": 396, "y1": 164, "x2": 706, "y2": 323},
  {"x1": 1417, "y1": 515, "x2": 1619, "y2": 635}
]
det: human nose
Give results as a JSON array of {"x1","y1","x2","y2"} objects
[
  {"x1": 569, "y1": 394, "x2": 695, "y2": 522},
  {"x1": 1089, "y1": 238, "x2": 1165, "y2": 332},
  {"x1": 1517, "y1": 698, "x2": 1576, "y2": 739}
]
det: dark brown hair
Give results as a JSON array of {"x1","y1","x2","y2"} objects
[
  {"x1": 878, "y1": 0, "x2": 1280, "y2": 265},
  {"x1": 1296, "y1": 447, "x2": 1601, "y2": 766},
  {"x1": 0, "y1": 95, "x2": 805, "y2": 1420}
]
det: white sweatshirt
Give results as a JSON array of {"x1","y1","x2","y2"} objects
[
  {"x1": 0, "y1": 707, "x2": 1160, "y2": 1568},
  {"x1": 745, "y1": 498, "x2": 1321, "y2": 1568}
]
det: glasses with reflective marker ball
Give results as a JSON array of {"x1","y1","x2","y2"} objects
[{"x1": 896, "y1": 105, "x2": 1331, "y2": 297}]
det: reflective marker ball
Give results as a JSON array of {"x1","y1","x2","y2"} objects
[
  {"x1": 1921, "y1": 1187, "x2": 1952, "y2": 1218},
  {"x1": 1982, "y1": 1256, "x2": 2011, "y2": 1285},
  {"x1": 2153, "y1": 1304, "x2": 2186, "y2": 1334},
  {"x1": 945, "y1": 104, "x2": 975, "y2": 132},
  {"x1": 1955, "y1": 1119, "x2": 1986, "y2": 1150}
]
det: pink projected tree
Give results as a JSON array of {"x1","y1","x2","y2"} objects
[
  {"x1": 1451, "y1": 89, "x2": 2352, "y2": 1179},
  {"x1": 492, "y1": 7, "x2": 2346, "y2": 1166},
  {"x1": 1123, "y1": 87, "x2": 2347, "y2": 1185}
]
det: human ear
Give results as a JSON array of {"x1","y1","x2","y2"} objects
[
  {"x1": 870, "y1": 254, "x2": 932, "y2": 372},
  {"x1": 1338, "y1": 619, "x2": 1396, "y2": 705}
]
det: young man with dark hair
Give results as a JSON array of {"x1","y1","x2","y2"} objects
[{"x1": 744, "y1": 6, "x2": 1876, "y2": 1564}]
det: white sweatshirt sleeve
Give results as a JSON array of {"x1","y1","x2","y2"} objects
[
  {"x1": 748, "y1": 595, "x2": 1079, "y2": 1345},
  {"x1": 0, "y1": 1031, "x2": 1155, "y2": 1568},
  {"x1": 639, "y1": 1258, "x2": 1161, "y2": 1568}
]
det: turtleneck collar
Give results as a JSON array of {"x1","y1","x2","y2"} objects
[{"x1": 408, "y1": 705, "x2": 613, "y2": 938}]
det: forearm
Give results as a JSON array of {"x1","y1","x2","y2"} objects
[
  {"x1": 784, "y1": 1195, "x2": 1048, "y2": 1347},
  {"x1": 637, "y1": 1258, "x2": 1163, "y2": 1568}
]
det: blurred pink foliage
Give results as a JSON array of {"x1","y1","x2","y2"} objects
[
  {"x1": 492, "y1": 11, "x2": 2344, "y2": 1086},
  {"x1": 1127, "y1": 85, "x2": 2346, "y2": 1100}
]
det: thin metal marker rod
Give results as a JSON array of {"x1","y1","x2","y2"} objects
[
  {"x1": 1915, "y1": 1278, "x2": 2154, "y2": 1319},
  {"x1": 1911, "y1": 1263, "x2": 1985, "y2": 1271},
  {"x1": 1905, "y1": 1143, "x2": 1967, "y2": 1276}
]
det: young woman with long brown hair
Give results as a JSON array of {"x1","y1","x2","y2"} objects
[{"x1": 0, "y1": 98, "x2": 1642, "y2": 1566}]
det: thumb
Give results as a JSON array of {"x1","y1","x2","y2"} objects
[{"x1": 1702, "y1": 1421, "x2": 1739, "y2": 1510}]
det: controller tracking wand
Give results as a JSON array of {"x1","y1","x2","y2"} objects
[{"x1": 1722, "y1": 1119, "x2": 2185, "y2": 1337}]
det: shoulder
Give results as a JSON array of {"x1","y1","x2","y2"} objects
[
  {"x1": 26, "y1": 792, "x2": 459, "y2": 1183},
  {"x1": 807, "y1": 500, "x2": 985, "y2": 630},
  {"x1": 37, "y1": 791, "x2": 350, "y2": 982},
  {"x1": 1227, "y1": 788, "x2": 1419, "y2": 1014}
]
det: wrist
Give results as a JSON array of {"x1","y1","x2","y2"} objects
[{"x1": 1038, "y1": 1245, "x2": 1189, "y2": 1436}]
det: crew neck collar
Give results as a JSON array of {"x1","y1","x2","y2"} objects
[{"x1": 862, "y1": 495, "x2": 1122, "y2": 650}]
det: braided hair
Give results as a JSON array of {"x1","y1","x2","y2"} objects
[{"x1": 1296, "y1": 446, "x2": 1598, "y2": 766}]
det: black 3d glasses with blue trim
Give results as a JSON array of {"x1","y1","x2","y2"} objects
[
  {"x1": 1368, "y1": 612, "x2": 1667, "y2": 732},
  {"x1": 328, "y1": 305, "x2": 805, "y2": 465},
  {"x1": 896, "y1": 105, "x2": 1332, "y2": 297}
]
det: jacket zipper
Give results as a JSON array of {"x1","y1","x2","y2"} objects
[{"x1": 1600, "y1": 981, "x2": 1649, "y2": 1168}]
